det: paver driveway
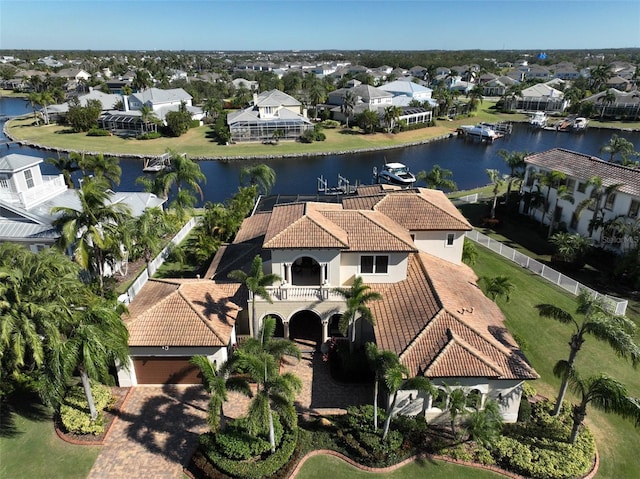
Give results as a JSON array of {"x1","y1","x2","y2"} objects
[
  {"x1": 87, "y1": 342, "x2": 371, "y2": 478},
  {"x1": 87, "y1": 385, "x2": 209, "y2": 479}
]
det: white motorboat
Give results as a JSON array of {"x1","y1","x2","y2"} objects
[
  {"x1": 529, "y1": 111, "x2": 548, "y2": 128},
  {"x1": 457, "y1": 124, "x2": 499, "y2": 141},
  {"x1": 572, "y1": 117, "x2": 588, "y2": 131},
  {"x1": 375, "y1": 162, "x2": 416, "y2": 186}
]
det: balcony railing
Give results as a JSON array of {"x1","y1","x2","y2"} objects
[{"x1": 254, "y1": 286, "x2": 345, "y2": 302}]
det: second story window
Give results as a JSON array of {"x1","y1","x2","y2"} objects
[
  {"x1": 628, "y1": 200, "x2": 640, "y2": 218},
  {"x1": 577, "y1": 182, "x2": 587, "y2": 194},
  {"x1": 605, "y1": 193, "x2": 616, "y2": 210},
  {"x1": 360, "y1": 255, "x2": 388, "y2": 274},
  {"x1": 446, "y1": 233, "x2": 455, "y2": 247},
  {"x1": 24, "y1": 169, "x2": 34, "y2": 189}
]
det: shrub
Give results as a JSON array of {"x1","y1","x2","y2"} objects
[
  {"x1": 137, "y1": 131, "x2": 161, "y2": 140},
  {"x1": 87, "y1": 128, "x2": 111, "y2": 136},
  {"x1": 200, "y1": 429, "x2": 298, "y2": 479},
  {"x1": 320, "y1": 119, "x2": 340, "y2": 128},
  {"x1": 59, "y1": 381, "x2": 113, "y2": 435},
  {"x1": 214, "y1": 417, "x2": 284, "y2": 460}
]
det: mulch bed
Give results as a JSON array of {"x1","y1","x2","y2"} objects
[{"x1": 55, "y1": 386, "x2": 131, "y2": 446}]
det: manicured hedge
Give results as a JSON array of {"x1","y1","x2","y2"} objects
[{"x1": 200, "y1": 429, "x2": 298, "y2": 479}]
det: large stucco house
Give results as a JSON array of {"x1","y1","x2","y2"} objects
[
  {"x1": 520, "y1": 148, "x2": 640, "y2": 249},
  {"x1": 197, "y1": 185, "x2": 538, "y2": 423}
]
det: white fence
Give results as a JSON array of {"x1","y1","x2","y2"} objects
[
  {"x1": 118, "y1": 217, "x2": 199, "y2": 304},
  {"x1": 465, "y1": 230, "x2": 628, "y2": 315}
]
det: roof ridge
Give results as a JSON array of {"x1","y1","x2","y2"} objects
[
  {"x1": 305, "y1": 207, "x2": 349, "y2": 247},
  {"x1": 416, "y1": 191, "x2": 472, "y2": 229},
  {"x1": 399, "y1": 308, "x2": 447, "y2": 362},
  {"x1": 446, "y1": 330, "x2": 504, "y2": 375},
  {"x1": 177, "y1": 286, "x2": 228, "y2": 344},
  {"x1": 356, "y1": 210, "x2": 416, "y2": 250}
]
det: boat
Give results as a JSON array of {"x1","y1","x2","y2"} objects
[
  {"x1": 456, "y1": 124, "x2": 500, "y2": 142},
  {"x1": 572, "y1": 117, "x2": 588, "y2": 131},
  {"x1": 375, "y1": 162, "x2": 416, "y2": 186},
  {"x1": 529, "y1": 111, "x2": 548, "y2": 128}
]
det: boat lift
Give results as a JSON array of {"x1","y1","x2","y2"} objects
[{"x1": 317, "y1": 174, "x2": 357, "y2": 195}]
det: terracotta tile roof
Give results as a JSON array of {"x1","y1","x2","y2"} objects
[
  {"x1": 233, "y1": 212, "x2": 271, "y2": 244},
  {"x1": 370, "y1": 254, "x2": 538, "y2": 380},
  {"x1": 526, "y1": 148, "x2": 640, "y2": 196},
  {"x1": 343, "y1": 188, "x2": 471, "y2": 231},
  {"x1": 320, "y1": 210, "x2": 416, "y2": 252},
  {"x1": 125, "y1": 279, "x2": 240, "y2": 347}
]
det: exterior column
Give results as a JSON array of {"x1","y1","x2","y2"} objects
[
  {"x1": 284, "y1": 263, "x2": 291, "y2": 284},
  {"x1": 321, "y1": 319, "x2": 329, "y2": 344},
  {"x1": 283, "y1": 320, "x2": 290, "y2": 340},
  {"x1": 321, "y1": 263, "x2": 328, "y2": 284}
]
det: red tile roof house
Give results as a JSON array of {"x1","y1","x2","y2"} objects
[{"x1": 194, "y1": 185, "x2": 538, "y2": 423}]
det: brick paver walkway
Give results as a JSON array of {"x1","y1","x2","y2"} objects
[{"x1": 88, "y1": 340, "x2": 372, "y2": 478}]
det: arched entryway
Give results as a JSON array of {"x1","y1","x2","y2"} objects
[
  {"x1": 291, "y1": 256, "x2": 321, "y2": 286},
  {"x1": 269, "y1": 314, "x2": 285, "y2": 338},
  {"x1": 288, "y1": 310, "x2": 322, "y2": 350},
  {"x1": 328, "y1": 313, "x2": 344, "y2": 338}
]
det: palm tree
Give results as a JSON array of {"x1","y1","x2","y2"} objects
[
  {"x1": 549, "y1": 232, "x2": 592, "y2": 265},
  {"x1": 239, "y1": 163, "x2": 276, "y2": 195},
  {"x1": 27, "y1": 92, "x2": 42, "y2": 125},
  {"x1": 468, "y1": 400, "x2": 503, "y2": 447},
  {"x1": 365, "y1": 342, "x2": 398, "y2": 431},
  {"x1": 383, "y1": 105, "x2": 402, "y2": 133},
  {"x1": 564, "y1": 369, "x2": 640, "y2": 444},
  {"x1": 536, "y1": 290, "x2": 640, "y2": 416},
  {"x1": 52, "y1": 176, "x2": 132, "y2": 294},
  {"x1": 536, "y1": 170, "x2": 566, "y2": 229},
  {"x1": 481, "y1": 276, "x2": 515, "y2": 303},
  {"x1": 547, "y1": 184, "x2": 574, "y2": 238},
  {"x1": 462, "y1": 239, "x2": 478, "y2": 265},
  {"x1": 38, "y1": 90, "x2": 54, "y2": 125},
  {"x1": 189, "y1": 356, "x2": 251, "y2": 432},
  {"x1": 415, "y1": 164, "x2": 457, "y2": 191},
  {"x1": 445, "y1": 385, "x2": 468, "y2": 439},
  {"x1": 125, "y1": 207, "x2": 171, "y2": 263},
  {"x1": 333, "y1": 276, "x2": 382, "y2": 354},
  {"x1": 341, "y1": 90, "x2": 356, "y2": 128},
  {"x1": 79, "y1": 153, "x2": 122, "y2": 187},
  {"x1": 590, "y1": 65, "x2": 612, "y2": 92},
  {"x1": 132, "y1": 69, "x2": 153, "y2": 91},
  {"x1": 46, "y1": 153, "x2": 81, "y2": 189},
  {"x1": 153, "y1": 150, "x2": 206, "y2": 206},
  {"x1": 575, "y1": 176, "x2": 622, "y2": 238},
  {"x1": 497, "y1": 150, "x2": 527, "y2": 204},
  {"x1": 468, "y1": 84, "x2": 484, "y2": 111},
  {"x1": 380, "y1": 357, "x2": 434, "y2": 440},
  {"x1": 486, "y1": 169, "x2": 504, "y2": 219},
  {"x1": 229, "y1": 316, "x2": 301, "y2": 452},
  {"x1": 600, "y1": 134, "x2": 636, "y2": 163},
  {"x1": 53, "y1": 297, "x2": 130, "y2": 420},
  {"x1": 229, "y1": 255, "x2": 281, "y2": 338},
  {"x1": 598, "y1": 90, "x2": 617, "y2": 119}
]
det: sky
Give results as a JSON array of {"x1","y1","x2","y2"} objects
[{"x1": 1, "y1": 0, "x2": 639, "y2": 52}]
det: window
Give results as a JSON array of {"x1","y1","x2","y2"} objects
[
  {"x1": 565, "y1": 178, "x2": 576, "y2": 192},
  {"x1": 431, "y1": 389, "x2": 448, "y2": 410},
  {"x1": 605, "y1": 193, "x2": 616, "y2": 210},
  {"x1": 629, "y1": 200, "x2": 640, "y2": 218},
  {"x1": 577, "y1": 182, "x2": 587, "y2": 194},
  {"x1": 360, "y1": 255, "x2": 388, "y2": 274},
  {"x1": 24, "y1": 169, "x2": 34, "y2": 189},
  {"x1": 466, "y1": 389, "x2": 483, "y2": 410},
  {"x1": 0, "y1": 177, "x2": 9, "y2": 190},
  {"x1": 446, "y1": 233, "x2": 455, "y2": 247}
]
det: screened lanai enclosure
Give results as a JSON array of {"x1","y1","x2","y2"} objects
[
  {"x1": 228, "y1": 118, "x2": 313, "y2": 142},
  {"x1": 98, "y1": 114, "x2": 158, "y2": 136}
]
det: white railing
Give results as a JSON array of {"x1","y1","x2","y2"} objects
[
  {"x1": 259, "y1": 286, "x2": 345, "y2": 302},
  {"x1": 118, "y1": 216, "x2": 199, "y2": 304},
  {"x1": 465, "y1": 230, "x2": 628, "y2": 315}
]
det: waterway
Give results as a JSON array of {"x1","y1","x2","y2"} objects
[{"x1": 2, "y1": 96, "x2": 639, "y2": 204}]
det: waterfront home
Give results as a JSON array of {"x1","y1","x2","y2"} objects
[
  {"x1": 0, "y1": 153, "x2": 165, "y2": 254},
  {"x1": 226, "y1": 89, "x2": 313, "y2": 142},
  {"x1": 201, "y1": 186, "x2": 538, "y2": 423},
  {"x1": 520, "y1": 148, "x2": 640, "y2": 248},
  {"x1": 517, "y1": 83, "x2": 567, "y2": 112},
  {"x1": 581, "y1": 88, "x2": 640, "y2": 120}
]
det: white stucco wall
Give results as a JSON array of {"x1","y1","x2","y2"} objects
[
  {"x1": 340, "y1": 251, "x2": 409, "y2": 284},
  {"x1": 413, "y1": 230, "x2": 464, "y2": 264},
  {"x1": 391, "y1": 378, "x2": 525, "y2": 424},
  {"x1": 270, "y1": 249, "x2": 341, "y2": 286}
]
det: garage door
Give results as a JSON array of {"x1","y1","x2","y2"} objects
[{"x1": 133, "y1": 357, "x2": 202, "y2": 385}]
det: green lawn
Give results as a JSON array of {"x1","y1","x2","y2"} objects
[
  {"x1": 294, "y1": 454, "x2": 504, "y2": 479},
  {"x1": 0, "y1": 393, "x2": 100, "y2": 479},
  {"x1": 5, "y1": 102, "x2": 531, "y2": 159}
]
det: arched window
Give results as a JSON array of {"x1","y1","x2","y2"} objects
[{"x1": 432, "y1": 388, "x2": 448, "y2": 410}]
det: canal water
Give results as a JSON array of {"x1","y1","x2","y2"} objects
[{"x1": 2, "y1": 96, "x2": 639, "y2": 204}]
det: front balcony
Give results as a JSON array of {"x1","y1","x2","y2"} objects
[{"x1": 258, "y1": 286, "x2": 344, "y2": 302}]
